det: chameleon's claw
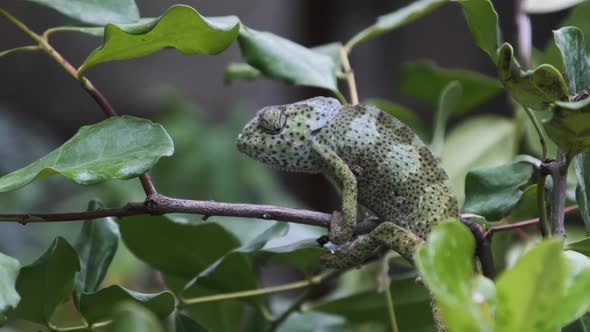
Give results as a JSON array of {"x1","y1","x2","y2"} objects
[{"x1": 316, "y1": 235, "x2": 330, "y2": 247}]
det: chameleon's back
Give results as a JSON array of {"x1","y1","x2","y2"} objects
[{"x1": 317, "y1": 104, "x2": 459, "y2": 239}]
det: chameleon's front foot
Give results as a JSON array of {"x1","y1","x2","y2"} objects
[{"x1": 329, "y1": 211, "x2": 354, "y2": 245}]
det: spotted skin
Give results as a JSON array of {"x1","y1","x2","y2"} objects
[{"x1": 237, "y1": 96, "x2": 459, "y2": 266}]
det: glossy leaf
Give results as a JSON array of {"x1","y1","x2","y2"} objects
[
  {"x1": 497, "y1": 43, "x2": 569, "y2": 110},
  {"x1": 431, "y1": 81, "x2": 461, "y2": 156},
  {"x1": 80, "y1": 285, "x2": 174, "y2": 324},
  {"x1": 107, "y1": 302, "x2": 164, "y2": 332},
  {"x1": 495, "y1": 240, "x2": 564, "y2": 332},
  {"x1": 398, "y1": 61, "x2": 502, "y2": 114},
  {"x1": 523, "y1": 0, "x2": 585, "y2": 14},
  {"x1": 567, "y1": 238, "x2": 590, "y2": 256},
  {"x1": 415, "y1": 221, "x2": 493, "y2": 332},
  {"x1": 22, "y1": 0, "x2": 139, "y2": 25},
  {"x1": 365, "y1": 98, "x2": 427, "y2": 140},
  {"x1": 0, "y1": 116, "x2": 174, "y2": 192},
  {"x1": 15, "y1": 237, "x2": 80, "y2": 324},
  {"x1": 176, "y1": 313, "x2": 208, "y2": 332},
  {"x1": 118, "y1": 215, "x2": 240, "y2": 286},
  {"x1": 441, "y1": 115, "x2": 518, "y2": 203},
  {"x1": 74, "y1": 200, "x2": 119, "y2": 307},
  {"x1": 575, "y1": 152, "x2": 590, "y2": 234},
  {"x1": 0, "y1": 252, "x2": 20, "y2": 313},
  {"x1": 552, "y1": 251, "x2": 590, "y2": 328},
  {"x1": 346, "y1": 0, "x2": 445, "y2": 49},
  {"x1": 554, "y1": 27, "x2": 590, "y2": 95},
  {"x1": 458, "y1": 0, "x2": 500, "y2": 62},
  {"x1": 462, "y1": 160, "x2": 534, "y2": 221},
  {"x1": 237, "y1": 27, "x2": 340, "y2": 93},
  {"x1": 545, "y1": 98, "x2": 590, "y2": 157},
  {"x1": 80, "y1": 5, "x2": 240, "y2": 73}
]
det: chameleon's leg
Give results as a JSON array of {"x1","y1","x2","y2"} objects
[
  {"x1": 320, "y1": 222, "x2": 423, "y2": 269},
  {"x1": 312, "y1": 141, "x2": 357, "y2": 245}
]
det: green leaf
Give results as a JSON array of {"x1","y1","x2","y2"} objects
[
  {"x1": 224, "y1": 62, "x2": 262, "y2": 84},
  {"x1": 398, "y1": 61, "x2": 502, "y2": 114},
  {"x1": 554, "y1": 27, "x2": 590, "y2": 95},
  {"x1": 575, "y1": 152, "x2": 590, "y2": 234},
  {"x1": 107, "y1": 302, "x2": 164, "y2": 332},
  {"x1": 441, "y1": 115, "x2": 518, "y2": 203},
  {"x1": 176, "y1": 313, "x2": 208, "y2": 332},
  {"x1": 255, "y1": 239, "x2": 324, "y2": 276},
  {"x1": 415, "y1": 221, "x2": 493, "y2": 332},
  {"x1": 74, "y1": 200, "x2": 119, "y2": 307},
  {"x1": 79, "y1": 5, "x2": 240, "y2": 74},
  {"x1": 458, "y1": 0, "x2": 500, "y2": 62},
  {"x1": 567, "y1": 238, "x2": 590, "y2": 256},
  {"x1": 0, "y1": 116, "x2": 173, "y2": 192},
  {"x1": 552, "y1": 251, "x2": 590, "y2": 328},
  {"x1": 345, "y1": 0, "x2": 445, "y2": 50},
  {"x1": 497, "y1": 43, "x2": 569, "y2": 110},
  {"x1": 364, "y1": 98, "x2": 427, "y2": 140},
  {"x1": 523, "y1": 0, "x2": 585, "y2": 14},
  {"x1": 118, "y1": 215, "x2": 240, "y2": 287},
  {"x1": 508, "y1": 184, "x2": 539, "y2": 221},
  {"x1": 15, "y1": 237, "x2": 80, "y2": 324},
  {"x1": 237, "y1": 27, "x2": 340, "y2": 93},
  {"x1": 79, "y1": 285, "x2": 174, "y2": 324},
  {"x1": 544, "y1": 98, "x2": 590, "y2": 157},
  {"x1": 495, "y1": 240, "x2": 565, "y2": 332},
  {"x1": 183, "y1": 300, "x2": 245, "y2": 332},
  {"x1": 310, "y1": 275, "x2": 434, "y2": 331},
  {"x1": 22, "y1": 0, "x2": 139, "y2": 25},
  {"x1": 431, "y1": 81, "x2": 462, "y2": 156},
  {"x1": 0, "y1": 252, "x2": 20, "y2": 313},
  {"x1": 462, "y1": 160, "x2": 534, "y2": 221}
]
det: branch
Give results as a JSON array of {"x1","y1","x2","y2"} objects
[{"x1": 339, "y1": 47, "x2": 359, "y2": 105}]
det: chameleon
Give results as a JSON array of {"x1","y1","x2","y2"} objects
[{"x1": 236, "y1": 97, "x2": 459, "y2": 329}]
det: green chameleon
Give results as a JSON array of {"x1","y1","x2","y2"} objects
[{"x1": 237, "y1": 97, "x2": 459, "y2": 328}]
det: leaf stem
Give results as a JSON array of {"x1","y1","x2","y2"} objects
[
  {"x1": 0, "y1": 7, "x2": 157, "y2": 196},
  {"x1": 0, "y1": 45, "x2": 41, "y2": 57},
  {"x1": 339, "y1": 46, "x2": 359, "y2": 105},
  {"x1": 524, "y1": 106, "x2": 548, "y2": 160},
  {"x1": 384, "y1": 281, "x2": 400, "y2": 332},
  {"x1": 180, "y1": 271, "x2": 338, "y2": 305}
]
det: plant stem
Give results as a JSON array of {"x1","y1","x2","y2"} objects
[
  {"x1": 384, "y1": 281, "x2": 400, "y2": 332},
  {"x1": 537, "y1": 172, "x2": 550, "y2": 237},
  {"x1": 181, "y1": 271, "x2": 338, "y2": 305},
  {"x1": 339, "y1": 47, "x2": 359, "y2": 105},
  {"x1": 0, "y1": 45, "x2": 41, "y2": 57},
  {"x1": 0, "y1": 7, "x2": 156, "y2": 196},
  {"x1": 524, "y1": 106, "x2": 548, "y2": 160},
  {"x1": 546, "y1": 152, "x2": 569, "y2": 237}
]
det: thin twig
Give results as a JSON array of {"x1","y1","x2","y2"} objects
[{"x1": 339, "y1": 47, "x2": 359, "y2": 105}]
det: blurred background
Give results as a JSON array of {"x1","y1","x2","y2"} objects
[{"x1": 0, "y1": 0, "x2": 580, "y2": 330}]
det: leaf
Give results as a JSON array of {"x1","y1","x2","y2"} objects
[
  {"x1": 441, "y1": 115, "x2": 518, "y2": 203},
  {"x1": 237, "y1": 27, "x2": 340, "y2": 93},
  {"x1": 0, "y1": 252, "x2": 20, "y2": 313},
  {"x1": 345, "y1": 0, "x2": 445, "y2": 50},
  {"x1": 224, "y1": 63, "x2": 262, "y2": 84},
  {"x1": 74, "y1": 200, "x2": 119, "y2": 307},
  {"x1": 107, "y1": 302, "x2": 164, "y2": 332},
  {"x1": 79, "y1": 5, "x2": 240, "y2": 74},
  {"x1": 495, "y1": 240, "x2": 564, "y2": 332},
  {"x1": 575, "y1": 152, "x2": 590, "y2": 234},
  {"x1": 183, "y1": 300, "x2": 245, "y2": 332},
  {"x1": 15, "y1": 237, "x2": 80, "y2": 324},
  {"x1": 551, "y1": 251, "x2": 590, "y2": 328},
  {"x1": 310, "y1": 275, "x2": 434, "y2": 331},
  {"x1": 458, "y1": 0, "x2": 501, "y2": 62},
  {"x1": 398, "y1": 61, "x2": 502, "y2": 114},
  {"x1": 497, "y1": 43, "x2": 569, "y2": 110},
  {"x1": 79, "y1": 285, "x2": 174, "y2": 324},
  {"x1": 364, "y1": 98, "x2": 427, "y2": 140},
  {"x1": 523, "y1": 0, "x2": 585, "y2": 14},
  {"x1": 0, "y1": 116, "x2": 173, "y2": 192},
  {"x1": 431, "y1": 81, "x2": 462, "y2": 156},
  {"x1": 255, "y1": 239, "x2": 324, "y2": 276},
  {"x1": 22, "y1": 0, "x2": 139, "y2": 25},
  {"x1": 462, "y1": 160, "x2": 534, "y2": 221},
  {"x1": 176, "y1": 313, "x2": 208, "y2": 332},
  {"x1": 544, "y1": 98, "x2": 590, "y2": 157},
  {"x1": 567, "y1": 238, "x2": 590, "y2": 256},
  {"x1": 415, "y1": 221, "x2": 494, "y2": 332},
  {"x1": 118, "y1": 215, "x2": 240, "y2": 287},
  {"x1": 554, "y1": 27, "x2": 590, "y2": 95}
]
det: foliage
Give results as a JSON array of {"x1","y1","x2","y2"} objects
[{"x1": 2, "y1": 0, "x2": 590, "y2": 331}]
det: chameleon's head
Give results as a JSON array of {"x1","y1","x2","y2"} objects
[{"x1": 237, "y1": 97, "x2": 341, "y2": 172}]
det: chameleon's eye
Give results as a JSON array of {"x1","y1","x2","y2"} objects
[{"x1": 258, "y1": 107, "x2": 287, "y2": 134}]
